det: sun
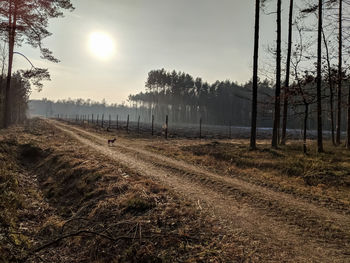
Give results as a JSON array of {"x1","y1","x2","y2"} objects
[{"x1": 88, "y1": 32, "x2": 115, "y2": 60}]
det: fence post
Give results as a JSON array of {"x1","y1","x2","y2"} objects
[
  {"x1": 109, "y1": 114, "x2": 111, "y2": 128},
  {"x1": 97, "y1": 114, "x2": 99, "y2": 125},
  {"x1": 116, "y1": 115, "x2": 119, "y2": 129},
  {"x1": 138, "y1": 115, "x2": 140, "y2": 133},
  {"x1": 229, "y1": 120, "x2": 232, "y2": 138},
  {"x1": 92, "y1": 114, "x2": 94, "y2": 124},
  {"x1": 152, "y1": 115, "x2": 154, "y2": 136},
  {"x1": 199, "y1": 117, "x2": 202, "y2": 139},
  {"x1": 126, "y1": 114, "x2": 129, "y2": 133},
  {"x1": 165, "y1": 115, "x2": 168, "y2": 139},
  {"x1": 101, "y1": 114, "x2": 104, "y2": 128}
]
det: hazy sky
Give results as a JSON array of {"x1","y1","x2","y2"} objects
[{"x1": 14, "y1": 0, "x2": 291, "y2": 104}]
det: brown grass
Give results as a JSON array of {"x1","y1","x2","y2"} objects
[
  {"x1": 0, "y1": 119, "x2": 236, "y2": 262},
  {"x1": 143, "y1": 138, "x2": 350, "y2": 212}
]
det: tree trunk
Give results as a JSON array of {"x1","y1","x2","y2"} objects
[
  {"x1": 272, "y1": 0, "x2": 282, "y2": 148},
  {"x1": 336, "y1": 0, "x2": 342, "y2": 145},
  {"x1": 250, "y1": 0, "x2": 260, "y2": 150},
  {"x1": 4, "y1": 0, "x2": 16, "y2": 128},
  {"x1": 347, "y1": 83, "x2": 350, "y2": 149},
  {"x1": 316, "y1": 0, "x2": 324, "y2": 153},
  {"x1": 303, "y1": 103, "x2": 309, "y2": 154},
  {"x1": 322, "y1": 28, "x2": 335, "y2": 145},
  {"x1": 281, "y1": 0, "x2": 294, "y2": 145}
]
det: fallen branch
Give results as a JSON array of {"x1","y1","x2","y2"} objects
[{"x1": 21, "y1": 230, "x2": 135, "y2": 262}]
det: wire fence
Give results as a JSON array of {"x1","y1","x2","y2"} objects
[{"x1": 53, "y1": 113, "x2": 337, "y2": 141}]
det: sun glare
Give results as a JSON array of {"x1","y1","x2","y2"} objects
[{"x1": 88, "y1": 32, "x2": 115, "y2": 60}]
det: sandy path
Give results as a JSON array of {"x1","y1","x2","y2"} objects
[{"x1": 50, "y1": 120, "x2": 350, "y2": 262}]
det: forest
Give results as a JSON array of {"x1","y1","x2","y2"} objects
[
  {"x1": 1, "y1": 1, "x2": 350, "y2": 262},
  {"x1": 23, "y1": 1, "x2": 350, "y2": 154}
]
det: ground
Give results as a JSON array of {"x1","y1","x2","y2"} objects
[{"x1": 0, "y1": 118, "x2": 349, "y2": 262}]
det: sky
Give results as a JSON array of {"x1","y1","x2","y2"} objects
[{"x1": 14, "y1": 0, "x2": 293, "y2": 104}]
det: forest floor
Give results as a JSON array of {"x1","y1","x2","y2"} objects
[{"x1": 1, "y1": 118, "x2": 350, "y2": 262}]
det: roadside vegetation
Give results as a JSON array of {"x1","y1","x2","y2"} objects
[
  {"x1": 75, "y1": 120, "x2": 350, "y2": 213},
  {"x1": 0, "y1": 119, "x2": 236, "y2": 262},
  {"x1": 146, "y1": 139, "x2": 350, "y2": 212}
]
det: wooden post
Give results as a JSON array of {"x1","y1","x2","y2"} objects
[
  {"x1": 199, "y1": 117, "x2": 202, "y2": 139},
  {"x1": 165, "y1": 115, "x2": 168, "y2": 139},
  {"x1": 229, "y1": 120, "x2": 232, "y2": 138},
  {"x1": 152, "y1": 115, "x2": 154, "y2": 136},
  {"x1": 126, "y1": 114, "x2": 129, "y2": 133},
  {"x1": 97, "y1": 114, "x2": 99, "y2": 125},
  {"x1": 92, "y1": 114, "x2": 94, "y2": 124},
  {"x1": 101, "y1": 114, "x2": 104, "y2": 128},
  {"x1": 87, "y1": 114, "x2": 90, "y2": 124},
  {"x1": 109, "y1": 114, "x2": 111, "y2": 128},
  {"x1": 116, "y1": 115, "x2": 119, "y2": 129},
  {"x1": 138, "y1": 115, "x2": 140, "y2": 133}
]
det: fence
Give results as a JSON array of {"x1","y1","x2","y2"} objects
[{"x1": 54, "y1": 113, "x2": 333, "y2": 140}]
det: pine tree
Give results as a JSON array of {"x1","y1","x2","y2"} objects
[
  {"x1": 0, "y1": 0, "x2": 74, "y2": 128},
  {"x1": 250, "y1": 0, "x2": 261, "y2": 150}
]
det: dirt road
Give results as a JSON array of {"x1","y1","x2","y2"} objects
[{"x1": 50, "y1": 120, "x2": 350, "y2": 262}]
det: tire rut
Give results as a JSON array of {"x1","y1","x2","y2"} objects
[{"x1": 50, "y1": 120, "x2": 350, "y2": 262}]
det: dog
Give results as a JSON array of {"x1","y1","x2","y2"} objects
[{"x1": 108, "y1": 138, "x2": 117, "y2": 146}]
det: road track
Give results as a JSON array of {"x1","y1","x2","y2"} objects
[{"x1": 49, "y1": 120, "x2": 350, "y2": 262}]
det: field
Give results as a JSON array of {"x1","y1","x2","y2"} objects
[{"x1": 1, "y1": 118, "x2": 350, "y2": 262}]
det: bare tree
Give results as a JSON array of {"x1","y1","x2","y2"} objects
[
  {"x1": 250, "y1": 0, "x2": 261, "y2": 150},
  {"x1": 316, "y1": 0, "x2": 324, "y2": 153},
  {"x1": 272, "y1": 0, "x2": 282, "y2": 148},
  {"x1": 336, "y1": 0, "x2": 343, "y2": 145},
  {"x1": 281, "y1": 0, "x2": 294, "y2": 145}
]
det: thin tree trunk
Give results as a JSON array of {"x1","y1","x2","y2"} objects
[
  {"x1": 316, "y1": 0, "x2": 324, "y2": 153},
  {"x1": 272, "y1": 0, "x2": 282, "y2": 148},
  {"x1": 303, "y1": 103, "x2": 309, "y2": 154},
  {"x1": 336, "y1": 0, "x2": 343, "y2": 145},
  {"x1": 347, "y1": 83, "x2": 350, "y2": 149},
  {"x1": 250, "y1": 0, "x2": 260, "y2": 150},
  {"x1": 281, "y1": 0, "x2": 294, "y2": 145},
  {"x1": 322, "y1": 28, "x2": 335, "y2": 145}
]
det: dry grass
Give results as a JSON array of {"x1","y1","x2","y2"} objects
[
  {"x1": 143, "y1": 138, "x2": 350, "y2": 212},
  {"x1": 0, "y1": 119, "x2": 237, "y2": 262}
]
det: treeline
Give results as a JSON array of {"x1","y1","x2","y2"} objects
[
  {"x1": 29, "y1": 99, "x2": 148, "y2": 124},
  {"x1": 129, "y1": 69, "x2": 273, "y2": 126},
  {"x1": 249, "y1": 0, "x2": 350, "y2": 152},
  {"x1": 30, "y1": 66, "x2": 349, "y2": 133},
  {"x1": 0, "y1": 73, "x2": 30, "y2": 125}
]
